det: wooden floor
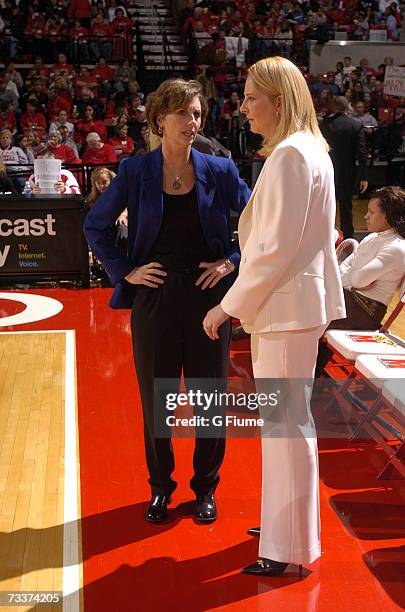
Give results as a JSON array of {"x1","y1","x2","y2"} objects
[{"x1": 0, "y1": 332, "x2": 70, "y2": 611}]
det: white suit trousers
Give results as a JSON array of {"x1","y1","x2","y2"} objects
[{"x1": 250, "y1": 324, "x2": 327, "y2": 565}]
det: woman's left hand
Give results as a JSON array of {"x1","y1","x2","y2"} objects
[
  {"x1": 196, "y1": 259, "x2": 234, "y2": 290},
  {"x1": 203, "y1": 304, "x2": 229, "y2": 340}
]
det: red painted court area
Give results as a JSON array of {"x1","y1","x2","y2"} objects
[{"x1": 2, "y1": 288, "x2": 405, "y2": 611}]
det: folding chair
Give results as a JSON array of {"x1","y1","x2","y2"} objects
[
  {"x1": 336, "y1": 237, "x2": 358, "y2": 266},
  {"x1": 350, "y1": 354, "x2": 405, "y2": 446},
  {"x1": 325, "y1": 275, "x2": 405, "y2": 374},
  {"x1": 379, "y1": 379, "x2": 405, "y2": 478},
  {"x1": 322, "y1": 277, "x2": 405, "y2": 428}
]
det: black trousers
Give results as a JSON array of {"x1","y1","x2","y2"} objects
[
  {"x1": 131, "y1": 268, "x2": 231, "y2": 497},
  {"x1": 336, "y1": 181, "x2": 355, "y2": 239}
]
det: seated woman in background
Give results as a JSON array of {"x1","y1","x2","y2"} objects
[
  {"x1": 87, "y1": 167, "x2": 116, "y2": 207},
  {"x1": 87, "y1": 166, "x2": 127, "y2": 248},
  {"x1": 108, "y1": 125, "x2": 134, "y2": 160},
  {"x1": 317, "y1": 185, "x2": 405, "y2": 374}
]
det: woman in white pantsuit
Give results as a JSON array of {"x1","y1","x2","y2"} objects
[{"x1": 203, "y1": 57, "x2": 346, "y2": 577}]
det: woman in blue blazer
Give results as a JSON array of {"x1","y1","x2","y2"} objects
[{"x1": 84, "y1": 78, "x2": 251, "y2": 524}]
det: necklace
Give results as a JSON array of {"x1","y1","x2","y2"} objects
[{"x1": 163, "y1": 157, "x2": 190, "y2": 190}]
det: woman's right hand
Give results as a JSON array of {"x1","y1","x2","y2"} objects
[{"x1": 124, "y1": 262, "x2": 167, "y2": 288}]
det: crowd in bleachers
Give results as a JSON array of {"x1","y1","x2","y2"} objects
[
  {"x1": 182, "y1": 1, "x2": 404, "y2": 156},
  {"x1": 0, "y1": 44, "x2": 151, "y2": 191},
  {"x1": 0, "y1": 0, "x2": 404, "y2": 194},
  {"x1": 182, "y1": 0, "x2": 403, "y2": 61}
]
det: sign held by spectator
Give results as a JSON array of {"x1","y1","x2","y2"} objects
[
  {"x1": 34, "y1": 159, "x2": 61, "y2": 194},
  {"x1": 383, "y1": 66, "x2": 405, "y2": 97}
]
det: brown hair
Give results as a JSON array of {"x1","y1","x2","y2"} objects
[
  {"x1": 87, "y1": 167, "x2": 116, "y2": 207},
  {"x1": 146, "y1": 78, "x2": 208, "y2": 136},
  {"x1": 370, "y1": 186, "x2": 405, "y2": 239}
]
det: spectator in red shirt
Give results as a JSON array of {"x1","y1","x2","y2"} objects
[
  {"x1": 221, "y1": 91, "x2": 241, "y2": 128},
  {"x1": 93, "y1": 57, "x2": 114, "y2": 95},
  {"x1": 69, "y1": 20, "x2": 89, "y2": 63},
  {"x1": 26, "y1": 10, "x2": 46, "y2": 33},
  {"x1": 0, "y1": 102, "x2": 16, "y2": 134},
  {"x1": 26, "y1": 14, "x2": 46, "y2": 59},
  {"x1": 75, "y1": 105, "x2": 107, "y2": 145},
  {"x1": 51, "y1": 53, "x2": 75, "y2": 81},
  {"x1": 371, "y1": 80, "x2": 387, "y2": 108},
  {"x1": 82, "y1": 132, "x2": 117, "y2": 164},
  {"x1": 75, "y1": 67, "x2": 99, "y2": 97},
  {"x1": 47, "y1": 89, "x2": 72, "y2": 120},
  {"x1": 370, "y1": 18, "x2": 393, "y2": 39},
  {"x1": 113, "y1": 111, "x2": 129, "y2": 131},
  {"x1": 57, "y1": 125, "x2": 80, "y2": 158},
  {"x1": 90, "y1": 14, "x2": 112, "y2": 61},
  {"x1": 127, "y1": 94, "x2": 143, "y2": 119},
  {"x1": 110, "y1": 8, "x2": 133, "y2": 58},
  {"x1": 94, "y1": 56, "x2": 114, "y2": 83},
  {"x1": 28, "y1": 80, "x2": 49, "y2": 112},
  {"x1": 108, "y1": 125, "x2": 134, "y2": 160},
  {"x1": 47, "y1": 130, "x2": 81, "y2": 165},
  {"x1": 20, "y1": 99, "x2": 48, "y2": 139},
  {"x1": 27, "y1": 56, "x2": 50, "y2": 83},
  {"x1": 326, "y1": 1, "x2": 346, "y2": 24},
  {"x1": 68, "y1": 0, "x2": 92, "y2": 28},
  {"x1": 183, "y1": 6, "x2": 212, "y2": 34},
  {"x1": 45, "y1": 16, "x2": 66, "y2": 59},
  {"x1": 49, "y1": 75, "x2": 73, "y2": 106}
]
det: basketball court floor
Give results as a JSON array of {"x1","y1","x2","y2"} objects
[{"x1": 0, "y1": 285, "x2": 404, "y2": 612}]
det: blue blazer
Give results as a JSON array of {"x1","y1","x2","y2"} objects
[{"x1": 84, "y1": 146, "x2": 251, "y2": 309}]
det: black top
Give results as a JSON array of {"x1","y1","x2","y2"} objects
[{"x1": 146, "y1": 186, "x2": 214, "y2": 270}]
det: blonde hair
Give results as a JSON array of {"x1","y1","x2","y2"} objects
[
  {"x1": 248, "y1": 56, "x2": 329, "y2": 156},
  {"x1": 87, "y1": 167, "x2": 116, "y2": 207},
  {"x1": 146, "y1": 78, "x2": 208, "y2": 136}
]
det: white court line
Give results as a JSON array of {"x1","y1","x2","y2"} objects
[
  {"x1": 0, "y1": 292, "x2": 63, "y2": 327},
  {"x1": 63, "y1": 330, "x2": 81, "y2": 612},
  {"x1": 0, "y1": 330, "x2": 69, "y2": 335}
]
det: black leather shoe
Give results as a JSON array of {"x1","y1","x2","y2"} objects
[
  {"x1": 195, "y1": 494, "x2": 217, "y2": 522},
  {"x1": 247, "y1": 527, "x2": 261, "y2": 536},
  {"x1": 242, "y1": 559, "x2": 302, "y2": 577},
  {"x1": 145, "y1": 495, "x2": 171, "y2": 522}
]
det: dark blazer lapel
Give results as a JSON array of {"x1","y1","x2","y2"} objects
[
  {"x1": 130, "y1": 147, "x2": 163, "y2": 263},
  {"x1": 191, "y1": 148, "x2": 216, "y2": 215},
  {"x1": 141, "y1": 146, "x2": 164, "y2": 220}
]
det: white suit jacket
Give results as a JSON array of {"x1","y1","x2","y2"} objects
[{"x1": 221, "y1": 131, "x2": 346, "y2": 332}]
